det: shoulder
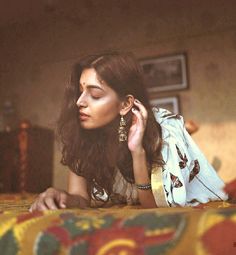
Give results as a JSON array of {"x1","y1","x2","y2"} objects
[
  {"x1": 152, "y1": 107, "x2": 190, "y2": 166},
  {"x1": 152, "y1": 107, "x2": 185, "y2": 140}
]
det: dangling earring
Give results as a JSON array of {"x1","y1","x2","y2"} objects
[{"x1": 118, "y1": 115, "x2": 127, "y2": 142}]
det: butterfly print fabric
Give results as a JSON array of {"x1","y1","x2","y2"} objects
[{"x1": 150, "y1": 108, "x2": 228, "y2": 207}]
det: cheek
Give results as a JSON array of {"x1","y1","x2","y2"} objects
[{"x1": 92, "y1": 99, "x2": 120, "y2": 122}]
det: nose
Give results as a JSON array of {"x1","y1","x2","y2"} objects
[{"x1": 76, "y1": 93, "x2": 87, "y2": 108}]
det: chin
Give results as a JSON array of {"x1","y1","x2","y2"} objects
[
  {"x1": 80, "y1": 122, "x2": 102, "y2": 130},
  {"x1": 79, "y1": 115, "x2": 119, "y2": 130},
  {"x1": 80, "y1": 124, "x2": 96, "y2": 130},
  {"x1": 80, "y1": 121, "x2": 115, "y2": 131}
]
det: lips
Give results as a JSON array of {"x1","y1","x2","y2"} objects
[
  {"x1": 79, "y1": 112, "x2": 90, "y2": 120},
  {"x1": 79, "y1": 112, "x2": 89, "y2": 117}
]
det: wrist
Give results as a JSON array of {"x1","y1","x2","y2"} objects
[
  {"x1": 131, "y1": 147, "x2": 145, "y2": 157},
  {"x1": 135, "y1": 183, "x2": 152, "y2": 190}
]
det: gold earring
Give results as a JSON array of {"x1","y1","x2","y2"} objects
[{"x1": 118, "y1": 115, "x2": 127, "y2": 142}]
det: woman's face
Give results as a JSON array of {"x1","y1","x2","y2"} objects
[{"x1": 77, "y1": 68, "x2": 122, "y2": 129}]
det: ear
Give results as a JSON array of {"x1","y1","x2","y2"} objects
[{"x1": 119, "y1": 95, "x2": 135, "y2": 115}]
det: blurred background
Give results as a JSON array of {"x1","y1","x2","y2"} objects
[{"x1": 0, "y1": 0, "x2": 235, "y2": 191}]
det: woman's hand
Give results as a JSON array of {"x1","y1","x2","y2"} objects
[
  {"x1": 29, "y1": 187, "x2": 88, "y2": 212},
  {"x1": 127, "y1": 99, "x2": 148, "y2": 154}
]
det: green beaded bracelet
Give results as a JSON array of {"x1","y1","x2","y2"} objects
[{"x1": 135, "y1": 183, "x2": 152, "y2": 190}]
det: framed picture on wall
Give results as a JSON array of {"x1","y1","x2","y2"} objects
[
  {"x1": 140, "y1": 53, "x2": 188, "y2": 93},
  {"x1": 150, "y1": 96, "x2": 180, "y2": 114}
]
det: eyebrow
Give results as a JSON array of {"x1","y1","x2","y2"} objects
[{"x1": 79, "y1": 83, "x2": 105, "y2": 91}]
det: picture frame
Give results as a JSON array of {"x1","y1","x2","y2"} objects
[
  {"x1": 150, "y1": 96, "x2": 180, "y2": 114},
  {"x1": 140, "y1": 53, "x2": 188, "y2": 93}
]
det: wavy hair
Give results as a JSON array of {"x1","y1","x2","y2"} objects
[{"x1": 57, "y1": 51, "x2": 164, "y2": 202}]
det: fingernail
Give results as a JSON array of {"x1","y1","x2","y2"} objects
[{"x1": 134, "y1": 99, "x2": 140, "y2": 103}]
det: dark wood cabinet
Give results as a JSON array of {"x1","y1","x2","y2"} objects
[{"x1": 0, "y1": 126, "x2": 54, "y2": 193}]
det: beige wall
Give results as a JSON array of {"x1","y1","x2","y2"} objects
[{"x1": 0, "y1": 0, "x2": 236, "y2": 189}]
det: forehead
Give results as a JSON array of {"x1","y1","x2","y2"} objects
[
  {"x1": 79, "y1": 68, "x2": 119, "y2": 97},
  {"x1": 80, "y1": 68, "x2": 102, "y2": 86},
  {"x1": 79, "y1": 68, "x2": 121, "y2": 100}
]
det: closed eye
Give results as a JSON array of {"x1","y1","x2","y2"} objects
[
  {"x1": 90, "y1": 94, "x2": 101, "y2": 100},
  {"x1": 79, "y1": 84, "x2": 104, "y2": 99}
]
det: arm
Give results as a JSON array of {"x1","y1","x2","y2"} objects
[
  {"x1": 29, "y1": 170, "x2": 90, "y2": 212},
  {"x1": 132, "y1": 149, "x2": 157, "y2": 208},
  {"x1": 67, "y1": 170, "x2": 90, "y2": 208},
  {"x1": 128, "y1": 99, "x2": 157, "y2": 208}
]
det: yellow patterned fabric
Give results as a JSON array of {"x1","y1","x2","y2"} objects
[{"x1": 0, "y1": 193, "x2": 236, "y2": 255}]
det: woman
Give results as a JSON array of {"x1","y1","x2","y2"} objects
[{"x1": 30, "y1": 51, "x2": 227, "y2": 211}]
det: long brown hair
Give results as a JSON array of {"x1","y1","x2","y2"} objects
[{"x1": 57, "y1": 51, "x2": 164, "y2": 202}]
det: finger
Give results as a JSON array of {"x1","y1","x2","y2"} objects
[
  {"x1": 29, "y1": 198, "x2": 42, "y2": 212},
  {"x1": 31, "y1": 200, "x2": 48, "y2": 211},
  {"x1": 132, "y1": 108, "x2": 145, "y2": 128},
  {"x1": 131, "y1": 114, "x2": 138, "y2": 125},
  {"x1": 37, "y1": 197, "x2": 49, "y2": 211},
  {"x1": 44, "y1": 197, "x2": 59, "y2": 210},
  {"x1": 29, "y1": 203, "x2": 35, "y2": 212},
  {"x1": 45, "y1": 187, "x2": 56, "y2": 196},
  {"x1": 59, "y1": 192, "x2": 67, "y2": 209},
  {"x1": 133, "y1": 100, "x2": 148, "y2": 120},
  {"x1": 40, "y1": 191, "x2": 47, "y2": 198},
  {"x1": 46, "y1": 188, "x2": 67, "y2": 209},
  {"x1": 37, "y1": 203, "x2": 48, "y2": 211},
  {"x1": 29, "y1": 191, "x2": 51, "y2": 212}
]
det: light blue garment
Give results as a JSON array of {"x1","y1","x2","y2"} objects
[{"x1": 152, "y1": 108, "x2": 228, "y2": 207}]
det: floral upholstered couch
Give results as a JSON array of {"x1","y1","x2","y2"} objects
[{"x1": 0, "y1": 193, "x2": 236, "y2": 255}]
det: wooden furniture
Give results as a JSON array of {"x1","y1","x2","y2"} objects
[{"x1": 0, "y1": 124, "x2": 54, "y2": 193}]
